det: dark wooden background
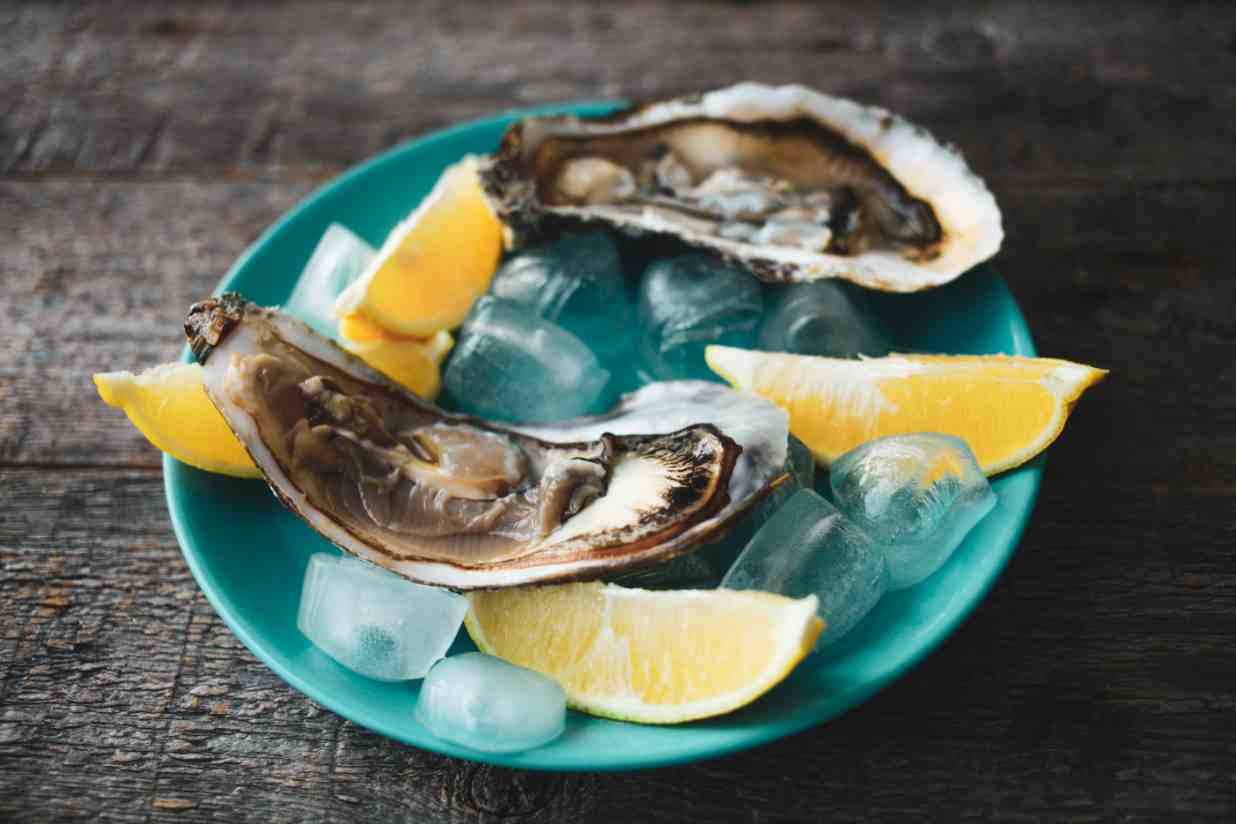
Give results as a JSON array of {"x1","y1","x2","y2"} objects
[{"x1": 3, "y1": 2, "x2": 1234, "y2": 821}]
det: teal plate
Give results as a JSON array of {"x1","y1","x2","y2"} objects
[{"x1": 165, "y1": 103, "x2": 1040, "y2": 771}]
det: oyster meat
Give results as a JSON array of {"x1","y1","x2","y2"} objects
[
  {"x1": 481, "y1": 82, "x2": 1002, "y2": 292},
  {"x1": 185, "y1": 294, "x2": 791, "y2": 589},
  {"x1": 512, "y1": 380, "x2": 788, "y2": 523}
]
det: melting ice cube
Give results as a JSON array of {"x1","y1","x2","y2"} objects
[
  {"x1": 283, "y1": 224, "x2": 375, "y2": 337},
  {"x1": 441, "y1": 296, "x2": 611, "y2": 423},
  {"x1": 297, "y1": 553, "x2": 467, "y2": 681},
  {"x1": 416, "y1": 652, "x2": 566, "y2": 753},
  {"x1": 722, "y1": 489, "x2": 888, "y2": 647},
  {"x1": 636, "y1": 253, "x2": 763, "y2": 382},
  {"x1": 758, "y1": 281, "x2": 892, "y2": 359},
  {"x1": 830, "y1": 433, "x2": 997, "y2": 590},
  {"x1": 787, "y1": 432, "x2": 816, "y2": 491},
  {"x1": 489, "y1": 231, "x2": 632, "y2": 358}
]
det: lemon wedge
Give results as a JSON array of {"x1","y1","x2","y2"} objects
[
  {"x1": 93, "y1": 363, "x2": 260, "y2": 478},
  {"x1": 466, "y1": 582, "x2": 822, "y2": 724},
  {"x1": 334, "y1": 155, "x2": 502, "y2": 337},
  {"x1": 340, "y1": 329, "x2": 453, "y2": 400},
  {"x1": 337, "y1": 312, "x2": 394, "y2": 342},
  {"x1": 705, "y1": 347, "x2": 1107, "y2": 475}
]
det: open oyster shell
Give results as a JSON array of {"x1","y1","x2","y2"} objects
[
  {"x1": 185, "y1": 294, "x2": 788, "y2": 589},
  {"x1": 481, "y1": 82, "x2": 1002, "y2": 292}
]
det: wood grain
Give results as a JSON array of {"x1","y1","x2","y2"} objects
[
  {"x1": 2, "y1": 1, "x2": 1234, "y2": 821},
  {"x1": 3, "y1": 2, "x2": 1233, "y2": 183}
]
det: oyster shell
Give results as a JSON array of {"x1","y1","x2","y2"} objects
[
  {"x1": 481, "y1": 82, "x2": 1002, "y2": 292},
  {"x1": 185, "y1": 294, "x2": 791, "y2": 589}
]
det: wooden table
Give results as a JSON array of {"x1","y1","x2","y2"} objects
[{"x1": 3, "y1": 2, "x2": 1233, "y2": 820}]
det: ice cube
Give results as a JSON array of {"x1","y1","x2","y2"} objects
[
  {"x1": 489, "y1": 231, "x2": 632, "y2": 358},
  {"x1": 722, "y1": 489, "x2": 888, "y2": 647},
  {"x1": 416, "y1": 652, "x2": 566, "y2": 753},
  {"x1": 722, "y1": 433, "x2": 816, "y2": 553},
  {"x1": 441, "y1": 296, "x2": 611, "y2": 423},
  {"x1": 636, "y1": 253, "x2": 763, "y2": 381},
  {"x1": 829, "y1": 434, "x2": 997, "y2": 590},
  {"x1": 758, "y1": 281, "x2": 892, "y2": 358},
  {"x1": 787, "y1": 432, "x2": 816, "y2": 491},
  {"x1": 297, "y1": 553, "x2": 467, "y2": 681},
  {"x1": 283, "y1": 224, "x2": 376, "y2": 337}
]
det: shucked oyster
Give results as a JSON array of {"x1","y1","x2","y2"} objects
[
  {"x1": 481, "y1": 83, "x2": 1002, "y2": 292},
  {"x1": 185, "y1": 295, "x2": 790, "y2": 589},
  {"x1": 515, "y1": 380, "x2": 793, "y2": 588}
]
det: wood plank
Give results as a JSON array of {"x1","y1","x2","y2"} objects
[
  {"x1": 4, "y1": 1, "x2": 1235, "y2": 820},
  {"x1": 0, "y1": 468, "x2": 1231, "y2": 822},
  {"x1": 3, "y1": 1, "x2": 1233, "y2": 183},
  {"x1": 0, "y1": 179, "x2": 314, "y2": 467}
]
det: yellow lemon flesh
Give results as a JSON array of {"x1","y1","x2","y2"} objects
[
  {"x1": 93, "y1": 363, "x2": 260, "y2": 478},
  {"x1": 334, "y1": 155, "x2": 502, "y2": 338},
  {"x1": 337, "y1": 312, "x2": 395, "y2": 342},
  {"x1": 465, "y1": 582, "x2": 822, "y2": 725},
  {"x1": 340, "y1": 328, "x2": 453, "y2": 400},
  {"x1": 705, "y1": 347, "x2": 1107, "y2": 475}
]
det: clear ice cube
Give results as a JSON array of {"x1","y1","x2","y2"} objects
[
  {"x1": 829, "y1": 433, "x2": 997, "y2": 590},
  {"x1": 722, "y1": 489, "x2": 888, "y2": 647},
  {"x1": 283, "y1": 224, "x2": 375, "y2": 337},
  {"x1": 787, "y1": 433, "x2": 816, "y2": 491},
  {"x1": 297, "y1": 553, "x2": 467, "y2": 681},
  {"x1": 636, "y1": 253, "x2": 763, "y2": 381},
  {"x1": 489, "y1": 231, "x2": 632, "y2": 358},
  {"x1": 441, "y1": 296, "x2": 611, "y2": 423},
  {"x1": 416, "y1": 652, "x2": 566, "y2": 753},
  {"x1": 724, "y1": 433, "x2": 816, "y2": 552},
  {"x1": 758, "y1": 281, "x2": 892, "y2": 358}
]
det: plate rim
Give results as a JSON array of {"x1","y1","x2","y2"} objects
[{"x1": 164, "y1": 102, "x2": 1042, "y2": 771}]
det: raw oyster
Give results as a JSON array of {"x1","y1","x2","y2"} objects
[
  {"x1": 514, "y1": 380, "x2": 789, "y2": 524},
  {"x1": 515, "y1": 381, "x2": 793, "y2": 589},
  {"x1": 481, "y1": 83, "x2": 1002, "y2": 292},
  {"x1": 185, "y1": 294, "x2": 792, "y2": 589}
]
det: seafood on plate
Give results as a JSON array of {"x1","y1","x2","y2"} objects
[{"x1": 184, "y1": 294, "x2": 790, "y2": 589}]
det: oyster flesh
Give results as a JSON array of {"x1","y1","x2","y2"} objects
[
  {"x1": 515, "y1": 380, "x2": 794, "y2": 588},
  {"x1": 512, "y1": 379, "x2": 788, "y2": 522},
  {"x1": 184, "y1": 294, "x2": 791, "y2": 589},
  {"x1": 481, "y1": 82, "x2": 1002, "y2": 292}
]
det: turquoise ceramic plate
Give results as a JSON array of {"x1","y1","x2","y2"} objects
[{"x1": 165, "y1": 103, "x2": 1040, "y2": 771}]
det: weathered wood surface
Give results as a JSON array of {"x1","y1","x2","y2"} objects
[{"x1": 2, "y1": 1, "x2": 1234, "y2": 821}]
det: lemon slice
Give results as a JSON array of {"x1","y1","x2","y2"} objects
[
  {"x1": 465, "y1": 582, "x2": 822, "y2": 724},
  {"x1": 93, "y1": 363, "x2": 260, "y2": 478},
  {"x1": 334, "y1": 155, "x2": 502, "y2": 337},
  {"x1": 340, "y1": 329, "x2": 453, "y2": 400},
  {"x1": 705, "y1": 346, "x2": 1107, "y2": 475},
  {"x1": 337, "y1": 312, "x2": 394, "y2": 342}
]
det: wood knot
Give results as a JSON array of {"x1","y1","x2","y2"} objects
[{"x1": 455, "y1": 764, "x2": 563, "y2": 817}]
